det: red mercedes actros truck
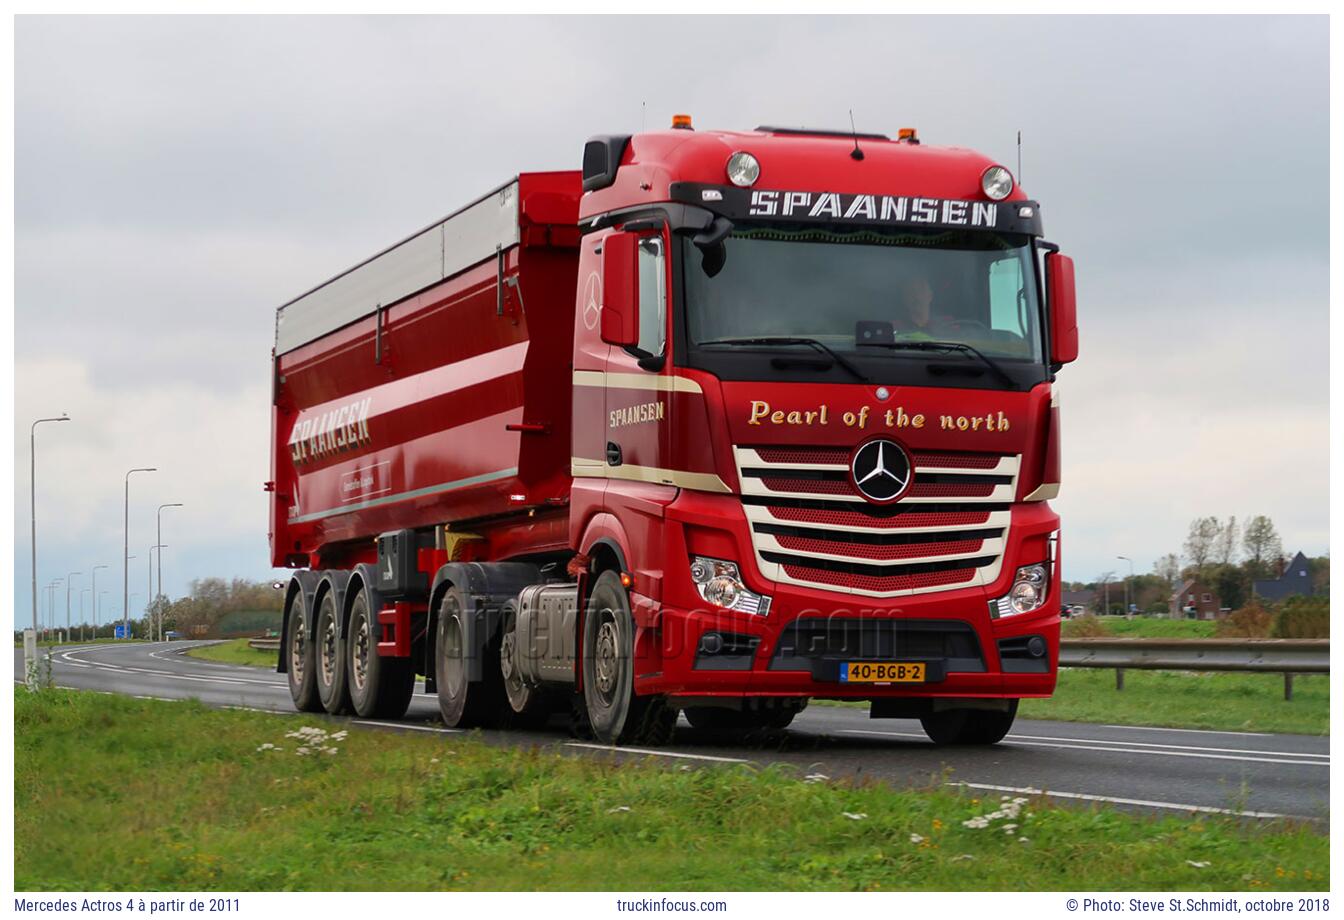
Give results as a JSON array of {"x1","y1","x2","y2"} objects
[{"x1": 269, "y1": 117, "x2": 1079, "y2": 746}]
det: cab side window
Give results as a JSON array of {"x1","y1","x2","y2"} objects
[{"x1": 637, "y1": 237, "x2": 666, "y2": 358}]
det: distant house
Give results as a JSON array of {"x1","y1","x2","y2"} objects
[
  {"x1": 1169, "y1": 579, "x2": 1222, "y2": 620},
  {"x1": 1253, "y1": 551, "x2": 1316, "y2": 603},
  {"x1": 1061, "y1": 589, "x2": 1092, "y2": 617}
]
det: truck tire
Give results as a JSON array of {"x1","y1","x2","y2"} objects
[
  {"x1": 346, "y1": 588, "x2": 415, "y2": 720},
  {"x1": 920, "y1": 700, "x2": 1019, "y2": 745},
  {"x1": 315, "y1": 590, "x2": 352, "y2": 715},
  {"x1": 582, "y1": 570, "x2": 677, "y2": 746},
  {"x1": 285, "y1": 592, "x2": 323, "y2": 713},
  {"x1": 683, "y1": 704, "x2": 800, "y2": 738},
  {"x1": 499, "y1": 601, "x2": 552, "y2": 728},
  {"x1": 434, "y1": 584, "x2": 508, "y2": 728}
]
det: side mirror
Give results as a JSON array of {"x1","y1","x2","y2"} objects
[
  {"x1": 1045, "y1": 252, "x2": 1078, "y2": 365},
  {"x1": 600, "y1": 231, "x2": 639, "y2": 347}
]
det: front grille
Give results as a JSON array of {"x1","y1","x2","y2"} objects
[
  {"x1": 771, "y1": 617, "x2": 986, "y2": 673},
  {"x1": 734, "y1": 445, "x2": 1019, "y2": 597}
]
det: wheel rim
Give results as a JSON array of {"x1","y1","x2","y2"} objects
[
  {"x1": 500, "y1": 612, "x2": 522, "y2": 694},
  {"x1": 351, "y1": 610, "x2": 370, "y2": 692},
  {"x1": 319, "y1": 611, "x2": 336, "y2": 686},
  {"x1": 289, "y1": 610, "x2": 306, "y2": 680},
  {"x1": 441, "y1": 602, "x2": 464, "y2": 696},
  {"x1": 593, "y1": 611, "x2": 620, "y2": 705}
]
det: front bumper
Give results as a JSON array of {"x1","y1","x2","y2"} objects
[{"x1": 629, "y1": 491, "x2": 1061, "y2": 700}]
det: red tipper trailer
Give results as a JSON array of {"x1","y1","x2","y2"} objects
[{"x1": 269, "y1": 118, "x2": 1079, "y2": 744}]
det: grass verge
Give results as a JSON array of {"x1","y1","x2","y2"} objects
[
  {"x1": 1069, "y1": 617, "x2": 1218, "y2": 639},
  {"x1": 14, "y1": 689, "x2": 1326, "y2": 892},
  {"x1": 1018, "y1": 669, "x2": 1327, "y2": 735},
  {"x1": 184, "y1": 638, "x2": 276, "y2": 668}
]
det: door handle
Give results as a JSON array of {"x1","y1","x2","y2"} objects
[{"x1": 605, "y1": 441, "x2": 623, "y2": 467}]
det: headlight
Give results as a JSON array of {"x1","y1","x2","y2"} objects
[
  {"x1": 726, "y1": 151, "x2": 760, "y2": 188},
  {"x1": 688, "y1": 556, "x2": 771, "y2": 615},
  {"x1": 990, "y1": 562, "x2": 1049, "y2": 618},
  {"x1": 981, "y1": 165, "x2": 1014, "y2": 201}
]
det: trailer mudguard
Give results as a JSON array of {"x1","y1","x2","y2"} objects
[
  {"x1": 311, "y1": 570, "x2": 354, "y2": 643},
  {"x1": 346, "y1": 563, "x2": 391, "y2": 640},
  {"x1": 428, "y1": 562, "x2": 542, "y2": 682},
  {"x1": 277, "y1": 570, "x2": 324, "y2": 674}
]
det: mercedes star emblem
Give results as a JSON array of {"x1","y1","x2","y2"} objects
[{"x1": 850, "y1": 438, "x2": 912, "y2": 503}]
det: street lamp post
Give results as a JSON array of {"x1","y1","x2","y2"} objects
[
  {"x1": 98, "y1": 590, "x2": 109, "y2": 638},
  {"x1": 149, "y1": 544, "x2": 166, "y2": 641},
  {"x1": 123, "y1": 468, "x2": 157, "y2": 640},
  {"x1": 90, "y1": 563, "x2": 108, "y2": 639},
  {"x1": 30, "y1": 414, "x2": 70, "y2": 638},
  {"x1": 80, "y1": 588, "x2": 90, "y2": 641},
  {"x1": 66, "y1": 571, "x2": 81, "y2": 644},
  {"x1": 1117, "y1": 555, "x2": 1135, "y2": 619},
  {"x1": 45, "y1": 579, "x2": 63, "y2": 641},
  {"x1": 157, "y1": 503, "x2": 183, "y2": 642}
]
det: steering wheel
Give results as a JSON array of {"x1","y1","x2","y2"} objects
[{"x1": 940, "y1": 317, "x2": 992, "y2": 334}]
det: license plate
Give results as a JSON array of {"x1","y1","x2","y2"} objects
[{"x1": 840, "y1": 661, "x2": 927, "y2": 683}]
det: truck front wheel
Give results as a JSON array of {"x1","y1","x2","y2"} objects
[
  {"x1": 920, "y1": 700, "x2": 1019, "y2": 745},
  {"x1": 285, "y1": 592, "x2": 323, "y2": 713},
  {"x1": 582, "y1": 571, "x2": 677, "y2": 746},
  {"x1": 347, "y1": 588, "x2": 415, "y2": 720}
]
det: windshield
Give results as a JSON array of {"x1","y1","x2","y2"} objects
[{"x1": 683, "y1": 227, "x2": 1044, "y2": 364}]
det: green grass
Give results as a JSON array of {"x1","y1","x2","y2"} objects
[
  {"x1": 1019, "y1": 669, "x2": 1328, "y2": 735},
  {"x1": 185, "y1": 638, "x2": 277, "y2": 668},
  {"x1": 14, "y1": 689, "x2": 1326, "y2": 892},
  {"x1": 1073, "y1": 616, "x2": 1218, "y2": 638}
]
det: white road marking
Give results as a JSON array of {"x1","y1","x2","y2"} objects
[
  {"x1": 565, "y1": 742, "x2": 750, "y2": 764},
  {"x1": 842, "y1": 729, "x2": 1329, "y2": 767},
  {"x1": 352, "y1": 720, "x2": 462, "y2": 734},
  {"x1": 1100, "y1": 723, "x2": 1272, "y2": 738},
  {"x1": 946, "y1": 781, "x2": 1309, "y2": 821},
  {"x1": 1004, "y1": 731, "x2": 1328, "y2": 760}
]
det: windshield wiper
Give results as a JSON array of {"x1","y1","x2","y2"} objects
[
  {"x1": 865, "y1": 340, "x2": 1017, "y2": 389},
  {"x1": 699, "y1": 337, "x2": 871, "y2": 384}
]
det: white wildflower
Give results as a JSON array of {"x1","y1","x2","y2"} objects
[
  {"x1": 843, "y1": 812, "x2": 868, "y2": 821},
  {"x1": 909, "y1": 833, "x2": 924, "y2": 844},
  {"x1": 1186, "y1": 860, "x2": 1210, "y2": 869},
  {"x1": 608, "y1": 805, "x2": 631, "y2": 813},
  {"x1": 950, "y1": 854, "x2": 975, "y2": 862},
  {"x1": 430, "y1": 757, "x2": 440, "y2": 764}
]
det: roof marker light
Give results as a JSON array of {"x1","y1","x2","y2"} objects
[
  {"x1": 726, "y1": 151, "x2": 760, "y2": 187},
  {"x1": 671, "y1": 114, "x2": 693, "y2": 130}
]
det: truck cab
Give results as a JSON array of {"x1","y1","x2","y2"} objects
[{"x1": 566, "y1": 121, "x2": 1077, "y2": 743}]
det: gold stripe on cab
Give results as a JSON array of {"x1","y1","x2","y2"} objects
[
  {"x1": 570, "y1": 459, "x2": 730, "y2": 493},
  {"x1": 572, "y1": 370, "x2": 704, "y2": 393}
]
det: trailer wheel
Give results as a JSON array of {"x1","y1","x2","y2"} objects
[
  {"x1": 582, "y1": 570, "x2": 677, "y2": 746},
  {"x1": 920, "y1": 700, "x2": 1019, "y2": 745},
  {"x1": 347, "y1": 588, "x2": 415, "y2": 720},
  {"x1": 285, "y1": 592, "x2": 322, "y2": 713},
  {"x1": 434, "y1": 584, "x2": 507, "y2": 728},
  {"x1": 499, "y1": 601, "x2": 552, "y2": 728},
  {"x1": 315, "y1": 591, "x2": 352, "y2": 715}
]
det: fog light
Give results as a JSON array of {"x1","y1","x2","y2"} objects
[{"x1": 688, "y1": 555, "x2": 771, "y2": 615}]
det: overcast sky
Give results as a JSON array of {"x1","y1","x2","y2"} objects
[{"x1": 13, "y1": 15, "x2": 1328, "y2": 628}]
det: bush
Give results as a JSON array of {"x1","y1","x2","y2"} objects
[
  {"x1": 1062, "y1": 613, "x2": 1110, "y2": 638},
  {"x1": 1215, "y1": 603, "x2": 1273, "y2": 638},
  {"x1": 1272, "y1": 595, "x2": 1329, "y2": 638}
]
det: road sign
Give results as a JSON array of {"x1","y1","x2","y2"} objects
[{"x1": 114, "y1": 624, "x2": 129, "y2": 639}]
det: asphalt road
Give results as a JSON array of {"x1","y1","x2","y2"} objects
[{"x1": 15, "y1": 640, "x2": 1329, "y2": 823}]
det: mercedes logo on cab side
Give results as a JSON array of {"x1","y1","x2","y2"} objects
[
  {"x1": 582, "y1": 272, "x2": 602, "y2": 330},
  {"x1": 850, "y1": 438, "x2": 912, "y2": 503}
]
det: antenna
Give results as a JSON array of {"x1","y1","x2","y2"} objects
[
  {"x1": 1017, "y1": 130, "x2": 1022, "y2": 186},
  {"x1": 642, "y1": 101, "x2": 646, "y2": 133},
  {"x1": 849, "y1": 109, "x2": 864, "y2": 161}
]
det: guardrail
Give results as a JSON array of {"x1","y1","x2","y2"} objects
[
  {"x1": 1059, "y1": 638, "x2": 1328, "y2": 699},
  {"x1": 248, "y1": 637, "x2": 281, "y2": 651}
]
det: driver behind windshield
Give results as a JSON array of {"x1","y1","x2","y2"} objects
[{"x1": 892, "y1": 273, "x2": 942, "y2": 340}]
